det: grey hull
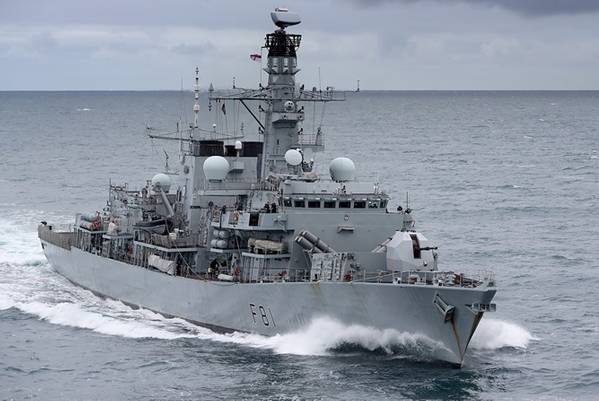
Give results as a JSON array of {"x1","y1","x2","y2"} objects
[{"x1": 42, "y1": 241, "x2": 496, "y2": 365}]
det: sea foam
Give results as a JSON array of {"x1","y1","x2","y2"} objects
[{"x1": 470, "y1": 318, "x2": 537, "y2": 350}]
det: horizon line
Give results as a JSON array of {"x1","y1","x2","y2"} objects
[{"x1": 2, "y1": 89, "x2": 599, "y2": 92}]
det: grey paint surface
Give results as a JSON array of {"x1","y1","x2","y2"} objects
[{"x1": 42, "y1": 241, "x2": 496, "y2": 364}]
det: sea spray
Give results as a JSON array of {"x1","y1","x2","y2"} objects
[
  {"x1": 222, "y1": 317, "x2": 447, "y2": 357},
  {"x1": 13, "y1": 301, "x2": 197, "y2": 340},
  {"x1": 470, "y1": 318, "x2": 537, "y2": 350}
]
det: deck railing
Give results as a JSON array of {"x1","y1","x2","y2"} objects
[{"x1": 350, "y1": 269, "x2": 495, "y2": 288}]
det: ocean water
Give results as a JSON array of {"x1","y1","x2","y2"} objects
[{"x1": 1, "y1": 90, "x2": 598, "y2": 400}]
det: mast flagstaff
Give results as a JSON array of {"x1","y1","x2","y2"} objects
[{"x1": 193, "y1": 67, "x2": 200, "y2": 129}]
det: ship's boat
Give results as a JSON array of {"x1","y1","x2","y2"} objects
[{"x1": 134, "y1": 219, "x2": 167, "y2": 235}]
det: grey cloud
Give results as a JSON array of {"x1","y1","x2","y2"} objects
[
  {"x1": 29, "y1": 32, "x2": 59, "y2": 51},
  {"x1": 0, "y1": 0, "x2": 284, "y2": 27},
  {"x1": 2, "y1": 0, "x2": 599, "y2": 90},
  {"x1": 170, "y1": 43, "x2": 216, "y2": 56},
  {"x1": 355, "y1": 0, "x2": 599, "y2": 16}
]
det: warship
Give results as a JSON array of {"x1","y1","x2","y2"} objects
[{"x1": 38, "y1": 9, "x2": 496, "y2": 365}]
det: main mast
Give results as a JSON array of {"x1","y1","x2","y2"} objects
[
  {"x1": 261, "y1": 9, "x2": 303, "y2": 176},
  {"x1": 207, "y1": 9, "x2": 343, "y2": 183}
]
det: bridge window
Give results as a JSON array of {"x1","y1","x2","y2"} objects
[
  {"x1": 368, "y1": 200, "x2": 379, "y2": 208},
  {"x1": 353, "y1": 200, "x2": 366, "y2": 209},
  {"x1": 381, "y1": 200, "x2": 388, "y2": 208},
  {"x1": 323, "y1": 200, "x2": 336, "y2": 208},
  {"x1": 293, "y1": 199, "x2": 305, "y2": 208},
  {"x1": 283, "y1": 198, "x2": 292, "y2": 207},
  {"x1": 308, "y1": 200, "x2": 321, "y2": 208},
  {"x1": 338, "y1": 200, "x2": 351, "y2": 208}
]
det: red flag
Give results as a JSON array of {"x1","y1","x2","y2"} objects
[{"x1": 250, "y1": 53, "x2": 262, "y2": 61}]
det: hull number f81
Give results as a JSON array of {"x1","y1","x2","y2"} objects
[{"x1": 249, "y1": 303, "x2": 276, "y2": 327}]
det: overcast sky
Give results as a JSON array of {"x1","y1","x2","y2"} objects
[{"x1": 1, "y1": 0, "x2": 598, "y2": 90}]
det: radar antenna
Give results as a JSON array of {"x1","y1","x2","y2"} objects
[{"x1": 270, "y1": 8, "x2": 301, "y2": 29}]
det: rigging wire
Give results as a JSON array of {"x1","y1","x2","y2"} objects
[
  {"x1": 224, "y1": 100, "x2": 229, "y2": 135},
  {"x1": 234, "y1": 98, "x2": 240, "y2": 137},
  {"x1": 319, "y1": 101, "x2": 327, "y2": 128},
  {"x1": 312, "y1": 101, "x2": 317, "y2": 136}
]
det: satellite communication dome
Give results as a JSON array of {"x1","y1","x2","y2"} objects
[
  {"x1": 151, "y1": 173, "x2": 172, "y2": 193},
  {"x1": 329, "y1": 157, "x2": 356, "y2": 182},
  {"x1": 284, "y1": 100, "x2": 295, "y2": 112},
  {"x1": 203, "y1": 156, "x2": 230, "y2": 181},
  {"x1": 234, "y1": 140, "x2": 243, "y2": 150},
  {"x1": 284, "y1": 149, "x2": 303, "y2": 166}
]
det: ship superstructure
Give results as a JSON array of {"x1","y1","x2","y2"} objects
[{"x1": 38, "y1": 9, "x2": 496, "y2": 366}]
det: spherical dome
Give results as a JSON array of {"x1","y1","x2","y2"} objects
[
  {"x1": 203, "y1": 156, "x2": 230, "y2": 181},
  {"x1": 284, "y1": 149, "x2": 303, "y2": 166},
  {"x1": 234, "y1": 140, "x2": 243, "y2": 150},
  {"x1": 284, "y1": 100, "x2": 295, "y2": 112},
  {"x1": 151, "y1": 173, "x2": 172, "y2": 192},
  {"x1": 329, "y1": 157, "x2": 356, "y2": 182}
]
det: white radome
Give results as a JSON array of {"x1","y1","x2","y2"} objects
[
  {"x1": 329, "y1": 157, "x2": 355, "y2": 182},
  {"x1": 284, "y1": 100, "x2": 295, "y2": 112},
  {"x1": 234, "y1": 140, "x2": 243, "y2": 150},
  {"x1": 203, "y1": 156, "x2": 230, "y2": 181},
  {"x1": 284, "y1": 149, "x2": 303, "y2": 166},
  {"x1": 151, "y1": 173, "x2": 172, "y2": 193}
]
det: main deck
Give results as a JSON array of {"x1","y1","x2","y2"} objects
[{"x1": 38, "y1": 224, "x2": 494, "y2": 290}]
